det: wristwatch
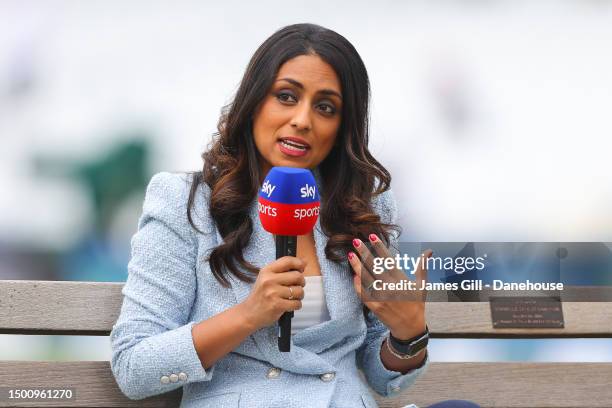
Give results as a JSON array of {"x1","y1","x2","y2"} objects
[{"x1": 387, "y1": 326, "x2": 429, "y2": 358}]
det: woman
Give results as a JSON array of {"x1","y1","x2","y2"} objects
[{"x1": 110, "y1": 23, "x2": 479, "y2": 408}]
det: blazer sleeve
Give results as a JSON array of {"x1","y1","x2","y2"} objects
[
  {"x1": 356, "y1": 187, "x2": 430, "y2": 397},
  {"x1": 110, "y1": 172, "x2": 214, "y2": 400}
]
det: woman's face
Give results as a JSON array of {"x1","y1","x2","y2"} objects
[{"x1": 253, "y1": 54, "x2": 343, "y2": 176}]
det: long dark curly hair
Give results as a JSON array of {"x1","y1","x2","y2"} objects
[{"x1": 187, "y1": 23, "x2": 399, "y2": 288}]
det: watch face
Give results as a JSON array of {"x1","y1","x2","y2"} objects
[
  {"x1": 410, "y1": 336, "x2": 429, "y2": 354},
  {"x1": 390, "y1": 332, "x2": 429, "y2": 356}
]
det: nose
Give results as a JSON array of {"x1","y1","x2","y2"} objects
[{"x1": 290, "y1": 103, "x2": 312, "y2": 131}]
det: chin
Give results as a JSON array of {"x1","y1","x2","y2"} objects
[
  {"x1": 273, "y1": 156, "x2": 310, "y2": 168},
  {"x1": 281, "y1": 162, "x2": 308, "y2": 168}
]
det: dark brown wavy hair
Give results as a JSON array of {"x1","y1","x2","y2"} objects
[{"x1": 187, "y1": 23, "x2": 399, "y2": 289}]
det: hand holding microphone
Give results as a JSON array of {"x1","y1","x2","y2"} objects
[
  {"x1": 256, "y1": 167, "x2": 320, "y2": 351},
  {"x1": 241, "y1": 257, "x2": 306, "y2": 330}
]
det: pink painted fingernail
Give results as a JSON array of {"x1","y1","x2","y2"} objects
[
  {"x1": 369, "y1": 234, "x2": 378, "y2": 242},
  {"x1": 352, "y1": 239, "x2": 361, "y2": 248},
  {"x1": 348, "y1": 252, "x2": 355, "y2": 260}
]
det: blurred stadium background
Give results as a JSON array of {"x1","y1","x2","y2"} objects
[{"x1": 1, "y1": 0, "x2": 611, "y2": 362}]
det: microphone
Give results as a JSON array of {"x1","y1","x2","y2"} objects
[{"x1": 258, "y1": 167, "x2": 320, "y2": 352}]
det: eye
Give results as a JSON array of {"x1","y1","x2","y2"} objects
[
  {"x1": 275, "y1": 91, "x2": 297, "y2": 104},
  {"x1": 317, "y1": 102, "x2": 336, "y2": 115}
]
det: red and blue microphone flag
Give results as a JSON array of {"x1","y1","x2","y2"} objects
[{"x1": 258, "y1": 167, "x2": 320, "y2": 236}]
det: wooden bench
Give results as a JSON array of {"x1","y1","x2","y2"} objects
[{"x1": 1, "y1": 280, "x2": 611, "y2": 407}]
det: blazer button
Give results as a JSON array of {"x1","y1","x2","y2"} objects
[
  {"x1": 169, "y1": 374, "x2": 179, "y2": 383},
  {"x1": 319, "y1": 372, "x2": 335, "y2": 382},
  {"x1": 178, "y1": 372, "x2": 188, "y2": 381},
  {"x1": 266, "y1": 367, "x2": 281, "y2": 379},
  {"x1": 160, "y1": 375, "x2": 170, "y2": 384}
]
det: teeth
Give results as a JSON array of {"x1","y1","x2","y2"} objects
[{"x1": 280, "y1": 140, "x2": 307, "y2": 151}]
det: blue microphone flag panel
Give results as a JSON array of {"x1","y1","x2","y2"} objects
[{"x1": 259, "y1": 167, "x2": 319, "y2": 205}]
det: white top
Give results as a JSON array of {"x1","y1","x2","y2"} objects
[{"x1": 291, "y1": 275, "x2": 331, "y2": 334}]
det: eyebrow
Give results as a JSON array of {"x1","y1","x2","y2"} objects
[{"x1": 277, "y1": 77, "x2": 342, "y2": 100}]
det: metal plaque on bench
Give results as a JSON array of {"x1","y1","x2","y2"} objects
[{"x1": 489, "y1": 296, "x2": 564, "y2": 328}]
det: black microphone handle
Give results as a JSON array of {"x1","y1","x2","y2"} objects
[{"x1": 276, "y1": 235, "x2": 297, "y2": 352}]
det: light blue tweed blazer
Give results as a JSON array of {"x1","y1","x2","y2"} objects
[{"x1": 110, "y1": 172, "x2": 428, "y2": 408}]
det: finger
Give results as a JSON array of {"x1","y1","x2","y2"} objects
[
  {"x1": 352, "y1": 270, "x2": 374, "y2": 304},
  {"x1": 348, "y1": 251, "x2": 375, "y2": 289},
  {"x1": 269, "y1": 256, "x2": 306, "y2": 273},
  {"x1": 274, "y1": 270, "x2": 306, "y2": 287},
  {"x1": 352, "y1": 239, "x2": 377, "y2": 282},
  {"x1": 279, "y1": 299, "x2": 302, "y2": 312},
  {"x1": 368, "y1": 234, "x2": 392, "y2": 258},
  {"x1": 277, "y1": 285, "x2": 304, "y2": 301},
  {"x1": 352, "y1": 271, "x2": 361, "y2": 299},
  {"x1": 368, "y1": 234, "x2": 407, "y2": 282},
  {"x1": 349, "y1": 251, "x2": 375, "y2": 303}
]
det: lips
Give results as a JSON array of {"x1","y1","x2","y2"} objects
[
  {"x1": 277, "y1": 137, "x2": 310, "y2": 157},
  {"x1": 278, "y1": 137, "x2": 311, "y2": 150}
]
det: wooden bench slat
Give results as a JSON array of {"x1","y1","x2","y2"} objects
[
  {"x1": 0, "y1": 361, "x2": 179, "y2": 407},
  {"x1": 1, "y1": 361, "x2": 611, "y2": 407},
  {"x1": 1, "y1": 281, "x2": 611, "y2": 337},
  {"x1": 393, "y1": 362, "x2": 612, "y2": 408},
  {"x1": 0, "y1": 281, "x2": 123, "y2": 335}
]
